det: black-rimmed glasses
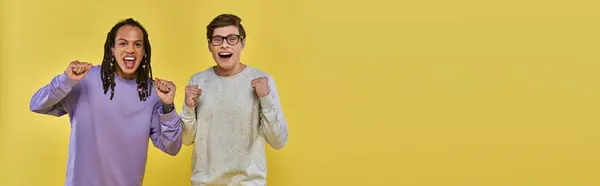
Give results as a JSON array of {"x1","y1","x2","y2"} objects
[{"x1": 209, "y1": 34, "x2": 244, "y2": 46}]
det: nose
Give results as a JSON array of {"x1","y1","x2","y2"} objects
[
  {"x1": 125, "y1": 44, "x2": 135, "y2": 53},
  {"x1": 219, "y1": 41, "x2": 231, "y2": 49}
]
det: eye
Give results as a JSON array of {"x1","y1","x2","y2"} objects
[
  {"x1": 119, "y1": 42, "x2": 127, "y2": 46},
  {"x1": 136, "y1": 43, "x2": 143, "y2": 47}
]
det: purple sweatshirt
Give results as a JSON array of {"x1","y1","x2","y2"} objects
[{"x1": 29, "y1": 65, "x2": 183, "y2": 186}]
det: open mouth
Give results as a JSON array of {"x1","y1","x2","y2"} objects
[
  {"x1": 218, "y1": 52, "x2": 233, "y2": 59},
  {"x1": 123, "y1": 56, "x2": 137, "y2": 69}
]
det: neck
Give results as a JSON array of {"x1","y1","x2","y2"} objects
[
  {"x1": 116, "y1": 67, "x2": 136, "y2": 79},
  {"x1": 215, "y1": 63, "x2": 246, "y2": 77}
]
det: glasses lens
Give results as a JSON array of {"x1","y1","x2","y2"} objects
[
  {"x1": 226, "y1": 35, "x2": 239, "y2": 45},
  {"x1": 211, "y1": 36, "x2": 223, "y2": 45}
]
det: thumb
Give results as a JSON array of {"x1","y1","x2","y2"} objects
[
  {"x1": 154, "y1": 78, "x2": 163, "y2": 86},
  {"x1": 81, "y1": 65, "x2": 93, "y2": 77}
]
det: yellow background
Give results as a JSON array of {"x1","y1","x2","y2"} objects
[{"x1": 2, "y1": 0, "x2": 600, "y2": 185}]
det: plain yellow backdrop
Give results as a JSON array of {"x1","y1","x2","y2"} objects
[{"x1": 2, "y1": 0, "x2": 600, "y2": 185}]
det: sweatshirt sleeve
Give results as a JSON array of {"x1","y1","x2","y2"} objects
[
  {"x1": 29, "y1": 72, "x2": 80, "y2": 117},
  {"x1": 181, "y1": 76, "x2": 198, "y2": 146},
  {"x1": 258, "y1": 75, "x2": 289, "y2": 150},
  {"x1": 149, "y1": 102, "x2": 183, "y2": 156}
]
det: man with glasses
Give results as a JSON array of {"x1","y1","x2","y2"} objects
[{"x1": 180, "y1": 14, "x2": 289, "y2": 186}]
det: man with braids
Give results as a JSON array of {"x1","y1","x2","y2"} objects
[
  {"x1": 29, "y1": 18, "x2": 183, "y2": 186},
  {"x1": 181, "y1": 14, "x2": 288, "y2": 186}
]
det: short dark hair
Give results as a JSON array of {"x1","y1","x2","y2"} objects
[{"x1": 206, "y1": 14, "x2": 246, "y2": 39}]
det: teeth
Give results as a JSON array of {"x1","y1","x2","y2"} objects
[
  {"x1": 219, "y1": 52, "x2": 232, "y2": 55},
  {"x1": 124, "y1": 57, "x2": 136, "y2": 60}
]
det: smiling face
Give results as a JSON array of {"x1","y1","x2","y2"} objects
[
  {"x1": 208, "y1": 25, "x2": 245, "y2": 73},
  {"x1": 111, "y1": 25, "x2": 145, "y2": 79}
]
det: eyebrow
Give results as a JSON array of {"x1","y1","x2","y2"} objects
[
  {"x1": 117, "y1": 38, "x2": 144, "y2": 43},
  {"x1": 212, "y1": 34, "x2": 238, "y2": 37}
]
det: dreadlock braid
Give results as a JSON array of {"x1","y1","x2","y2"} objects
[
  {"x1": 136, "y1": 53, "x2": 153, "y2": 101},
  {"x1": 100, "y1": 18, "x2": 153, "y2": 101}
]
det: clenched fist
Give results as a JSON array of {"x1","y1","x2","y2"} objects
[
  {"x1": 185, "y1": 85, "x2": 202, "y2": 107},
  {"x1": 154, "y1": 78, "x2": 176, "y2": 105},
  {"x1": 251, "y1": 77, "x2": 270, "y2": 98},
  {"x1": 64, "y1": 60, "x2": 92, "y2": 81}
]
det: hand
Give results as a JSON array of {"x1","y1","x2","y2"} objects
[
  {"x1": 64, "y1": 60, "x2": 92, "y2": 81},
  {"x1": 154, "y1": 78, "x2": 176, "y2": 105},
  {"x1": 251, "y1": 77, "x2": 270, "y2": 98},
  {"x1": 185, "y1": 85, "x2": 202, "y2": 108}
]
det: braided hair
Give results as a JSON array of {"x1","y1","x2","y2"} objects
[{"x1": 100, "y1": 18, "x2": 153, "y2": 101}]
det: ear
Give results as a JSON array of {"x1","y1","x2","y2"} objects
[
  {"x1": 241, "y1": 39, "x2": 246, "y2": 50},
  {"x1": 111, "y1": 46, "x2": 115, "y2": 56},
  {"x1": 208, "y1": 43, "x2": 213, "y2": 52}
]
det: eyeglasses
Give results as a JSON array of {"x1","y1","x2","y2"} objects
[{"x1": 209, "y1": 34, "x2": 244, "y2": 46}]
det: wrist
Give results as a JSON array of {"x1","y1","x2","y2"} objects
[
  {"x1": 185, "y1": 102, "x2": 197, "y2": 108},
  {"x1": 58, "y1": 71, "x2": 80, "y2": 86},
  {"x1": 162, "y1": 103, "x2": 174, "y2": 113}
]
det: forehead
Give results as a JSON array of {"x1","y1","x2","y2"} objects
[
  {"x1": 116, "y1": 25, "x2": 143, "y2": 41},
  {"x1": 212, "y1": 25, "x2": 239, "y2": 36}
]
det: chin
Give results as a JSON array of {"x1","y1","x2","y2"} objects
[
  {"x1": 123, "y1": 69, "x2": 137, "y2": 74},
  {"x1": 217, "y1": 62, "x2": 236, "y2": 70},
  {"x1": 117, "y1": 63, "x2": 140, "y2": 76}
]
